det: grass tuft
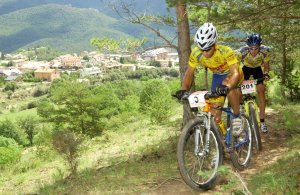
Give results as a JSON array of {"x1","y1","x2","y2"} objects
[{"x1": 248, "y1": 149, "x2": 300, "y2": 194}]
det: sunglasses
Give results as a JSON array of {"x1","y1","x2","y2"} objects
[
  {"x1": 201, "y1": 47, "x2": 213, "y2": 52},
  {"x1": 249, "y1": 47, "x2": 259, "y2": 51}
]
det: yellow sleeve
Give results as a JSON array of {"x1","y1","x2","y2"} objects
[
  {"x1": 188, "y1": 47, "x2": 202, "y2": 68},
  {"x1": 225, "y1": 47, "x2": 238, "y2": 66},
  {"x1": 264, "y1": 50, "x2": 270, "y2": 63}
]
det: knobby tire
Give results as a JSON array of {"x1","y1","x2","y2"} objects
[
  {"x1": 230, "y1": 114, "x2": 252, "y2": 171},
  {"x1": 177, "y1": 117, "x2": 224, "y2": 190},
  {"x1": 249, "y1": 103, "x2": 262, "y2": 152}
]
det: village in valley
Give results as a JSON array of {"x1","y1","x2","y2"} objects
[{"x1": 0, "y1": 48, "x2": 179, "y2": 82}]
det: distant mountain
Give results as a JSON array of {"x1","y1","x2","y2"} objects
[
  {"x1": 0, "y1": 0, "x2": 168, "y2": 18},
  {"x1": 0, "y1": 0, "x2": 172, "y2": 53}
]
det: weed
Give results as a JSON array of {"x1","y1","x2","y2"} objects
[{"x1": 248, "y1": 152, "x2": 300, "y2": 194}]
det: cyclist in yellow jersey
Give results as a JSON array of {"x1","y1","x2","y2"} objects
[
  {"x1": 236, "y1": 33, "x2": 270, "y2": 133},
  {"x1": 175, "y1": 23, "x2": 244, "y2": 137}
]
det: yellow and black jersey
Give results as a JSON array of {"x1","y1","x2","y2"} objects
[{"x1": 236, "y1": 45, "x2": 270, "y2": 68}]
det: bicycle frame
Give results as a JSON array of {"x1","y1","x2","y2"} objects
[
  {"x1": 195, "y1": 100, "x2": 250, "y2": 151},
  {"x1": 213, "y1": 104, "x2": 250, "y2": 149}
]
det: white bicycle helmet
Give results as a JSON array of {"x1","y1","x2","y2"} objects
[{"x1": 194, "y1": 23, "x2": 218, "y2": 50}]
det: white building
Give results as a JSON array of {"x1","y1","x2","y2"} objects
[
  {"x1": 2, "y1": 68, "x2": 22, "y2": 76},
  {"x1": 20, "y1": 61, "x2": 50, "y2": 72},
  {"x1": 142, "y1": 48, "x2": 169, "y2": 61},
  {"x1": 80, "y1": 67, "x2": 101, "y2": 78}
]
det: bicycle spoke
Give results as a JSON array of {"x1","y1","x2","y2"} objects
[{"x1": 230, "y1": 114, "x2": 252, "y2": 170}]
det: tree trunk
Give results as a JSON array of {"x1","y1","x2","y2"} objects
[
  {"x1": 281, "y1": 32, "x2": 287, "y2": 98},
  {"x1": 176, "y1": 2, "x2": 193, "y2": 126}
]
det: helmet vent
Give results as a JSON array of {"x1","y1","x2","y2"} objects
[{"x1": 200, "y1": 42, "x2": 206, "y2": 48}]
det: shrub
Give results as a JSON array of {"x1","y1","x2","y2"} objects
[
  {"x1": 267, "y1": 76, "x2": 285, "y2": 104},
  {"x1": 17, "y1": 116, "x2": 39, "y2": 146},
  {"x1": 27, "y1": 101, "x2": 38, "y2": 109},
  {"x1": 0, "y1": 136, "x2": 22, "y2": 166},
  {"x1": 4, "y1": 82, "x2": 17, "y2": 92},
  {"x1": 52, "y1": 129, "x2": 83, "y2": 177},
  {"x1": 0, "y1": 119, "x2": 28, "y2": 146},
  {"x1": 32, "y1": 86, "x2": 49, "y2": 97},
  {"x1": 34, "y1": 124, "x2": 56, "y2": 161},
  {"x1": 119, "y1": 95, "x2": 140, "y2": 113},
  {"x1": 149, "y1": 60, "x2": 161, "y2": 67},
  {"x1": 169, "y1": 68, "x2": 179, "y2": 77},
  {"x1": 140, "y1": 79, "x2": 172, "y2": 123}
]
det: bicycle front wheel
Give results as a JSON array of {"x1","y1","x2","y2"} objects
[
  {"x1": 230, "y1": 114, "x2": 252, "y2": 171},
  {"x1": 249, "y1": 103, "x2": 262, "y2": 152},
  {"x1": 177, "y1": 117, "x2": 224, "y2": 190}
]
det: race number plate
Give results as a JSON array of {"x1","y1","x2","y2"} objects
[
  {"x1": 188, "y1": 91, "x2": 208, "y2": 108},
  {"x1": 241, "y1": 80, "x2": 256, "y2": 94}
]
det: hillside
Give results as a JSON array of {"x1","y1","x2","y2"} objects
[
  {"x1": 0, "y1": 0, "x2": 168, "y2": 18},
  {"x1": 0, "y1": 102, "x2": 299, "y2": 194},
  {"x1": 0, "y1": 0, "x2": 172, "y2": 53},
  {"x1": 0, "y1": 4, "x2": 133, "y2": 53}
]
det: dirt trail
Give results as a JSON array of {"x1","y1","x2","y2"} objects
[{"x1": 145, "y1": 108, "x2": 290, "y2": 195}]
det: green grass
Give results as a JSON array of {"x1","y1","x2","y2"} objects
[
  {"x1": 38, "y1": 138, "x2": 182, "y2": 195},
  {"x1": 248, "y1": 103, "x2": 300, "y2": 194},
  {"x1": 248, "y1": 152, "x2": 300, "y2": 194},
  {"x1": 0, "y1": 108, "x2": 38, "y2": 121},
  {"x1": 270, "y1": 103, "x2": 300, "y2": 132}
]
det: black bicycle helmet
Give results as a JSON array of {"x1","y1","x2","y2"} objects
[{"x1": 246, "y1": 33, "x2": 262, "y2": 46}]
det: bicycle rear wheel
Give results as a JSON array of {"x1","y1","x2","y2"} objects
[
  {"x1": 249, "y1": 103, "x2": 262, "y2": 152},
  {"x1": 230, "y1": 114, "x2": 252, "y2": 171},
  {"x1": 177, "y1": 117, "x2": 224, "y2": 190}
]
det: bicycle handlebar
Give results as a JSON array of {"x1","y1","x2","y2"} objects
[{"x1": 174, "y1": 77, "x2": 266, "y2": 101}]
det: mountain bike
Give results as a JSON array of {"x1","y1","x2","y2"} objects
[
  {"x1": 175, "y1": 90, "x2": 252, "y2": 190},
  {"x1": 240, "y1": 78, "x2": 264, "y2": 152}
]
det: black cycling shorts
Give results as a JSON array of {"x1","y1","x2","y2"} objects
[{"x1": 242, "y1": 66, "x2": 264, "y2": 84}]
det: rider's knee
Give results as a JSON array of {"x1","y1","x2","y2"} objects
[{"x1": 215, "y1": 117, "x2": 222, "y2": 123}]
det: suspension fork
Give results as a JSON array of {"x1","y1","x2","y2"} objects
[
  {"x1": 246, "y1": 99, "x2": 260, "y2": 126},
  {"x1": 194, "y1": 113, "x2": 211, "y2": 156}
]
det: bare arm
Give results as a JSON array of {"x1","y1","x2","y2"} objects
[
  {"x1": 263, "y1": 61, "x2": 270, "y2": 73},
  {"x1": 182, "y1": 66, "x2": 196, "y2": 90},
  {"x1": 227, "y1": 63, "x2": 240, "y2": 89}
]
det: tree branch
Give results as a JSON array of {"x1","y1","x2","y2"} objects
[
  {"x1": 218, "y1": 1, "x2": 297, "y2": 25},
  {"x1": 110, "y1": 1, "x2": 178, "y2": 50}
]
